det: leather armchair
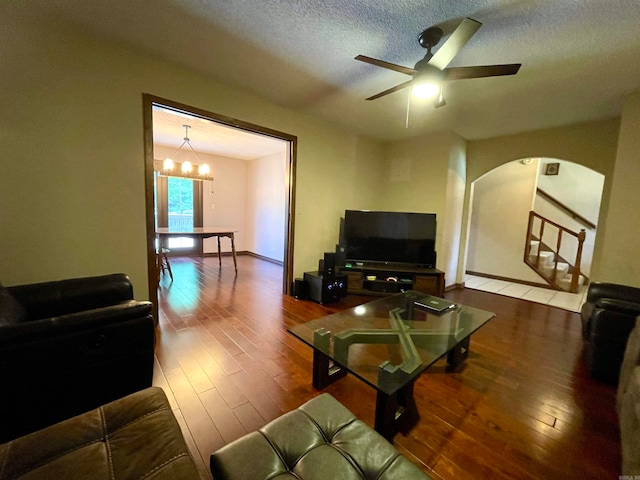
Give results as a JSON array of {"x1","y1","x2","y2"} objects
[
  {"x1": 0, "y1": 273, "x2": 155, "y2": 443},
  {"x1": 581, "y1": 282, "x2": 640, "y2": 384}
]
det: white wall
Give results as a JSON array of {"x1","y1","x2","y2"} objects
[
  {"x1": 536, "y1": 159, "x2": 603, "y2": 224},
  {"x1": 200, "y1": 153, "x2": 247, "y2": 255},
  {"x1": 246, "y1": 152, "x2": 287, "y2": 262},
  {"x1": 441, "y1": 134, "x2": 467, "y2": 285},
  {"x1": 466, "y1": 159, "x2": 541, "y2": 281},
  {"x1": 534, "y1": 158, "x2": 603, "y2": 277}
]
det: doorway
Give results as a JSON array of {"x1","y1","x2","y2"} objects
[{"x1": 142, "y1": 95, "x2": 297, "y2": 311}]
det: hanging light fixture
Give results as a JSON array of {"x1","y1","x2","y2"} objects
[{"x1": 155, "y1": 124, "x2": 214, "y2": 181}]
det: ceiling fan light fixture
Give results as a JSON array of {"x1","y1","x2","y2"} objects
[{"x1": 412, "y1": 81, "x2": 441, "y2": 99}]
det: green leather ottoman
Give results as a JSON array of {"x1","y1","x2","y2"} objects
[{"x1": 210, "y1": 393, "x2": 431, "y2": 479}]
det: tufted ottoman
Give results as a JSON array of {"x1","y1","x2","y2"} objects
[
  {"x1": 210, "y1": 393, "x2": 431, "y2": 479},
  {"x1": 0, "y1": 387, "x2": 200, "y2": 480}
]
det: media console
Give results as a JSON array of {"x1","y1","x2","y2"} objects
[{"x1": 339, "y1": 264, "x2": 445, "y2": 298}]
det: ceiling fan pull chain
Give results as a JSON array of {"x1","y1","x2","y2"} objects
[{"x1": 405, "y1": 90, "x2": 411, "y2": 129}]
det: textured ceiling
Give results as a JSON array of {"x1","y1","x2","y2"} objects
[{"x1": 24, "y1": 0, "x2": 640, "y2": 144}]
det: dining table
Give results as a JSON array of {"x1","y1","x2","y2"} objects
[{"x1": 156, "y1": 227, "x2": 238, "y2": 272}]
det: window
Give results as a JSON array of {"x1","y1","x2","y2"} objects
[
  {"x1": 155, "y1": 174, "x2": 203, "y2": 254},
  {"x1": 167, "y1": 177, "x2": 194, "y2": 248}
]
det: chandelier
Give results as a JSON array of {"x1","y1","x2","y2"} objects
[{"x1": 155, "y1": 125, "x2": 214, "y2": 181}]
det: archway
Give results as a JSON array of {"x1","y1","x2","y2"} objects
[{"x1": 465, "y1": 157, "x2": 604, "y2": 291}]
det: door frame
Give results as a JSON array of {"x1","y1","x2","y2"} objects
[{"x1": 142, "y1": 94, "x2": 297, "y2": 313}]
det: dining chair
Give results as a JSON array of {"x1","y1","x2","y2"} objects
[{"x1": 156, "y1": 247, "x2": 173, "y2": 281}]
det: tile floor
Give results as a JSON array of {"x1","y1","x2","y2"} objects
[{"x1": 463, "y1": 274, "x2": 588, "y2": 313}]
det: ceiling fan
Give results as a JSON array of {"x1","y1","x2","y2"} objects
[{"x1": 356, "y1": 18, "x2": 521, "y2": 106}]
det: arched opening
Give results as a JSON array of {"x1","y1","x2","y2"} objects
[{"x1": 464, "y1": 157, "x2": 604, "y2": 309}]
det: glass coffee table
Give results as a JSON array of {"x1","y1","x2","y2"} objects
[{"x1": 288, "y1": 290, "x2": 495, "y2": 440}]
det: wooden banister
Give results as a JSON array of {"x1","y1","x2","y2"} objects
[
  {"x1": 524, "y1": 211, "x2": 588, "y2": 293},
  {"x1": 536, "y1": 188, "x2": 596, "y2": 229}
]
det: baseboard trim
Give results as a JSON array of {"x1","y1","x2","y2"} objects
[
  {"x1": 445, "y1": 283, "x2": 465, "y2": 292},
  {"x1": 203, "y1": 251, "x2": 248, "y2": 258},
  {"x1": 243, "y1": 251, "x2": 284, "y2": 266},
  {"x1": 466, "y1": 271, "x2": 553, "y2": 290}
]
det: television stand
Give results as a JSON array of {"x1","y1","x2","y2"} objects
[{"x1": 339, "y1": 264, "x2": 445, "y2": 297}]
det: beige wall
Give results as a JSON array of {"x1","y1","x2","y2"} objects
[
  {"x1": 598, "y1": 91, "x2": 640, "y2": 285},
  {"x1": 381, "y1": 132, "x2": 465, "y2": 284},
  {"x1": 0, "y1": 9, "x2": 382, "y2": 294}
]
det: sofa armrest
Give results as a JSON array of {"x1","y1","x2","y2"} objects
[
  {"x1": 588, "y1": 306, "x2": 638, "y2": 338},
  {"x1": 7, "y1": 273, "x2": 135, "y2": 320},
  {"x1": 595, "y1": 298, "x2": 640, "y2": 316},
  {"x1": 0, "y1": 300, "x2": 152, "y2": 344},
  {"x1": 0, "y1": 300, "x2": 155, "y2": 443},
  {"x1": 586, "y1": 282, "x2": 640, "y2": 305}
]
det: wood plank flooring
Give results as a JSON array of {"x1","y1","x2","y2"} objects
[{"x1": 153, "y1": 255, "x2": 620, "y2": 479}]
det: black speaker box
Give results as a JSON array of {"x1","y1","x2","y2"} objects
[
  {"x1": 292, "y1": 278, "x2": 308, "y2": 299},
  {"x1": 322, "y1": 252, "x2": 336, "y2": 276},
  {"x1": 303, "y1": 271, "x2": 347, "y2": 304}
]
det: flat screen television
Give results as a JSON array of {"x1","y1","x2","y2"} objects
[{"x1": 343, "y1": 210, "x2": 437, "y2": 268}]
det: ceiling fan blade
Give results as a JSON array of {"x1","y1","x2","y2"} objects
[
  {"x1": 355, "y1": 55, "x2": 416, "y2": 76},
  {"x1": 443, "y1": 64, "x2": 521, "y2": 81},
  {"x1": 429, "y1": 17, "x2": 482, "y2": 70},
  {"x1": 365, "y1": 79, "x2": 414, "y2": 100}
]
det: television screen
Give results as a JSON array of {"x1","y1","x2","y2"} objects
[{"x1": 343, "y1": 210, "x2": 436, "y2": 267}]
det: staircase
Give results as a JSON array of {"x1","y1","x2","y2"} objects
[{"x1": 524, "y1": 211, "x2": 587, "y2": 293}]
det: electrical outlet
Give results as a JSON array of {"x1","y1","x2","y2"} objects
[{"x1": 211, "y1": 204, "x2": 216, "y2": 210}]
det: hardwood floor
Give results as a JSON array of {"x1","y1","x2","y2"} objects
[{"x1": 153, "y1": 255, "x2": 620, "y2": 479}]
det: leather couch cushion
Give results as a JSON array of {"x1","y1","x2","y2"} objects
[
  {"x1": 211, "y1": 393, "x2": 431, "y2": 479},
  {"x1": 0, "y1": 284, "x2": 26, "y2": 326},
  {"x1": 0, "y1": 387, "x2": 200, "y2": 480}
]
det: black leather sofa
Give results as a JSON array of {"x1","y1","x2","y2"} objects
[
  {"x1": 581, "y1": 282, "x2": 640, "y2": 384},
  {"x1": 0, "y1": 273, "x2": 155, "y2": 443}
]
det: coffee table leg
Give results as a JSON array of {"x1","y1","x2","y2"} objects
[
  {"x1": 374, "y1": 381, "x2": 418, "y2": 442},
  {"x1": 312, "y1": 350, "x2": 347, "y2": 390},
  {"x1": 447, "y1": 336, "x2": 471, "y2": 368}
]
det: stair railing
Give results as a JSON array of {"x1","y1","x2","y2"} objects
[{"x1": 524, "y1": 211, "x2": 587, "y2": 293}]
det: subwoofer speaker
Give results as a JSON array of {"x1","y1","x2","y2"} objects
[{"x1": 303, "y1": 271, "x2": 347, "y2": 304}]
